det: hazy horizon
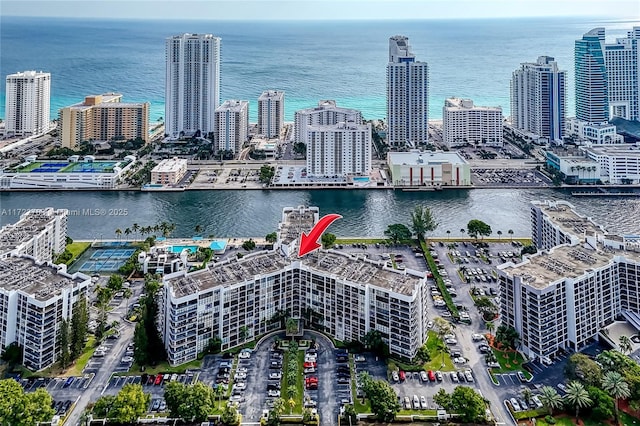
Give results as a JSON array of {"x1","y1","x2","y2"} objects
[{"x1": 2, "y1": 0, "x2": 639, "y2": 21}]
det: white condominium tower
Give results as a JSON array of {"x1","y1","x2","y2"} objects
[
  {"x1": 510, "y1": 56, "x2": 566, "y2": 142},
  {"x1": 258, "y1": 90, "x2": 285, "y2": 138},
  {"x1": 442, "y1": 98, "x2": 503, "y2": 148},
  {"x1": 575, "y1": 28, "x2": 608, "y2": 123},
  {"x1": 165, "y1": 33, "x2": 220, "y2": 138},
  {"x1": 294, "y1": 100, "x2": 362, "y2": 145},
  {"x1": 605, "y1": 27, "x2": 640, "y2": 121},
  {"x1": 386, "y1": 35, "x2": 429, "y2": 147},
  {"x1": 306, "y1": 121, "x2": 372, "y2": 177},
  {"x1": 214, "y1": 100, "x2": 249, "y2": 156},
  {"x1": 4, "y1": 71, "x2": 51, "y2": 137}
]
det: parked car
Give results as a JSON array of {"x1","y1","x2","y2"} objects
[
  {"x1": 154, "y1": 374, "x2": 163, "y2": 385},
  {"x1": 399, "y1": 370, "x2": 406, "y2": 381},
  {"x1": 391, "y1": 371, "x2": 399, "y2": 382},
  {"x1": 413, "y1": 395, "x2": 420, "y2": 409},
  {"x1": 269, "y1": 371, "x2": 281, "y2": 380},
  {"x1": 403, "y1": 396, "x2": 411, "y2": 409},
  {"x1": 420, "y1": 395, "x2": 428, "y2": 410},
  {"x1": 152, "y1": 399, "x2": 161, "y2": 411},
  {"x1": 435, "y1": 371, "x2": 443, "y2": 381},
  {"x1": 509, "y1": 398, "x2": 521, "y2": 412},
  {"x1": 354, "y1": 355, "x2": 366, "y2": 362},
  {"x1": 159, "y1": 400, "x2": 167, "y2": 411},
  {"x1": 531, "y1": 395, "x2": 543, "y2": 409},
  {"x1": 427, "y1": 370, "x2": 435, "y2": 382},
  {"x1": 420, "y1": 371, "x2": 428, "y2": 382},
  {"x1": 450, "y1": 372, "x2": 459, "y2": 382},
  {"x1": 268, "y1": 390, "x2": 281, "y2": 397},
  {"x1": 464, "y1": 370, "x2": 474, "y2": 382}
]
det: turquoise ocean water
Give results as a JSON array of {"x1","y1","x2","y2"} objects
[{"x1": 1, "y1": 16, "x2": 639, "y2": 123}]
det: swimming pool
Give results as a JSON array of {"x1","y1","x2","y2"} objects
[
  {"x1": 170, "y1": 245, "x2": 199, "y2": 254},
  {"x1": 353, "y1": 177, "x2": 370, "y2": 182}
]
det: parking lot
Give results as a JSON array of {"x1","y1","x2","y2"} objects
[
  {"x1": 471, "y1": 168, "x2": 552, "y2": 187},
  {"x1": 336, "y1": 243, "x2": 428, "y2": 273}
]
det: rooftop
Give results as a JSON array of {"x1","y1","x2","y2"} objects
[
  {"x1": 258, "y1": 90, "x2": 285, "y2": 101},
  {"x1": 279, "y1": 206, "x2": 318, "y2": 245},
  {"x1": 296, "y1": 100, "x2": 361, "y2": 115},
  {"x1": 0, "y1": 257, "x2": 85, "y2": 301},
  {"x1": 216, "y1": 100, "x2": 249, "y2": 113},
  {"x1": 500, "y1": 244, "x2": 630, "y2": 289},
  {"x1": 387, "y1": 150, "x2": 468, "y2": 166},
  {"x1": 166, "y1": 249, "x2": 423, "y2": 298},
  {"x1": 582, "y1": 143, "x2": 640, "y2": 158},
  {"x1": 444, "y1": 98, "x2": 502, "y2": 112},
  {"x1": 536, "y1": 200, "x2": 603, "y2": 237},
  {"x1": 152, "y1": 158, "x2": 188, "y2": 173},
  {"x1": 0, "y1": 209, "x2": 65, "y2": 255}
]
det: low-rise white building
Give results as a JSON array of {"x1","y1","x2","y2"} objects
[
  {"x1": 565, "y1": 118, "x2": 624, "y2": 145},
  {"x1": 151, "y1": 158, "x2": 188, "y2": 185},
  {"x1": 0, "y1": 156, "x2": 137, "y2": 190},
  {"x1": 138, "y1": 246, "x2": 188, "y2": 275},
  {"x1": 387, "y1": 151, "x2": 471, "y2": 187},
  {"x1": 442, "y1": 98, "x2": 503, "y2": 148},
  {"x1": 582, "y1": 143, "x2": 640, "y2": 184},
  {"x1": 306, "y1": 121, "x2": 372, "y2": 177},
  {"x1": 0, "y1": 208, "x2": 68, "y2": 263},
  {"x1": 214, "y1": 100, "x2": 249, "y2": 156},
  {"x1": 0, "y1": 256, "x2": 90, "y2": 371}
]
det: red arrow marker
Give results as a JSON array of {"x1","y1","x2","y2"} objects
[{"x1": 298, "y1": 213, "x2": 343, "y2": 257}]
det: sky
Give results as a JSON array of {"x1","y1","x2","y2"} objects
[{"x1": 2, "y1": 0, "x2": 639, "y2": 20}]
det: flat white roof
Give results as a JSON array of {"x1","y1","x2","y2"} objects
[
  {"x1": 388, "y1": 151, "x2": 468, "y2": 165},
  {"x1": 152, "y1": 158, "x2": 188, "y2": 173}
]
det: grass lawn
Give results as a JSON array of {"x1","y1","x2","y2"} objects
[
  {"x1": 423, "y1": 331, "x2": 455, "y2": 371},
  {"x1": 534, "y1": 413, "x2": 640, "y2": 426},
  {"x1": 398, "y1": 409, "x2": 437, "y2": 416},
  {"x1": 281, "y1": 348, "x2": 304, "y2": 414},
  {"x1": 350, "y1": 356, "x2": 372, "y2": 414},
  {"x1": 491, "y1": 347, "x2": 527, "y2": 372},
  {"x1": 335, "y1": 238, "x2": 388, "y2": 245},
  {"x1": 67, "y1": 241, "x2": 91, "y2": 259},
  {"x1": 37, "y1": 336, "x2": 97, "y2": 377},
  {"x1": 126, "y1": 359, "x2": 202, "y2": 375}
]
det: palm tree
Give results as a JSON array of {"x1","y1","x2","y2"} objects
[
  {"x1": 288, "y1": 397, "x2": 296, "y2": 415},
  {"x1": 460, "y1": 228, "x2": 465, "y2": 239},
  {"x1": 508, "y1": 229, "x2": 514, "y2": 242},
  {"x1": 434, "y1": 316, "x2": 453, "y2": 367},
  {"x1": 195, "y1": 224, "x2": 203, "y2": 235},
  {"x1": 132, "y1": 223, "x2": 139, "y2": 240},
  {"x1": 496, "y1": 230, "x2": 502, "y2": 240},
  {"x1": 446, "y1": 230, "x2": 451, "y2": 240},
  {"x1": 539, "y1": 385, "x2": 564, "y2": 416},
  {"x1": 122, "y1": 288, "x2": 132, "y2": 315},
  {"x1": 115, "y1": 228, "x2": 122, "y2": 240},
  {"x1": 273, "y1": 398, "x2": 286, "y2": 416},
  {"x1": 602, "y1": 371, "x2": 631, "y2": 424},
  {"x1": 564, "y1": 381, "x2": 592, "y2": 421},
  {"x1": 124, "y1": 228, "x2": 131, "y2": 240},
  {"x1": 486, "y1": 321, "x2": 495, "y2": 340},
  {"x1": 619, "y1": 335, "x2": 633, "y2": 355}
]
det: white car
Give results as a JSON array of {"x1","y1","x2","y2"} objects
[
  {"x1": 305, "y1": 355, "x2": 317, "y2": 363},
  {"x1": 557, "y1": 383, "x2": 567, "y2": 392},
  {"x1": 121, "y1": 356, "x2": 133, "y2": 363},
  {"x1": 234, "y1": 382, "x2": 246, "y2": 390},
  {"x1": 420, "y1": 395, "x2": 428, "y2": 410},
  {"x1": 237, "y1": 367, "x2": 248, "y2": 374},
  {"x1": 464, "y1": 370, "x2": 474, "y2": 382},
  {"x1": 435, "y1": 371, "x2": 443, "y2": 381},
  {"x1": 268, "y1": 389, "x2": 281, "y2": 397},
  {"x1": 453, "y1": 357, "x2": 466, "y2": 364},
  {"x1": 426, "y1": 321, "x2": 434, "y2": 329},
  {"x1": 391, "y1": 371, "x2": 399, "y2": 382},
  {"x1": 445, "y1": 338, "x2": 458, "y2": 345},
  {"x1": 510, "y1": 398, "x2": 521, "y2": 411},
  {"x1": 531, "y1": 395, "x2": 543, "y2": 409},
  {"x1": 444, "y1": 333, "x2": 456, "y2": 340},
  {"x1": 450, "y1": 372, "x2": 459, "y2": 382},
  {"x1": 269, "y1": 371, "x2": 282, "y2": 380},
  {"x1": 234, "y1": 372, "x2": 247, "y2": 380},
  {"x1": 354, "y1": 355, "x2": 366, "y2": 362},
  {"x1": 472, "y1": 333, "x2": 484, "y2": 341},
  {"x1": 238, "y1": 351, "x2": 251, "y2": 359}
]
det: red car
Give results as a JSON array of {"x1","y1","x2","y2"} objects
[
  {"x1": 154, "y1": 374, "x2": 163, "y2": 385},
  {"x1": 305, "y1": 376, "x2": 318, "y2": 383},
  {"x1": 428, "y1": 370, "x2": 436, "y2": 382},
  {"x1": 399, "y1": 370, "x2": 406, "y2": 381},
  {"x1": 303, "y1": 362, "x2": 317, "y2": 369}
]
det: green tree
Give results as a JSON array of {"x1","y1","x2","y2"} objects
[
  {"x1": 138, "y1": 276, "x2": 166, "y2": 366},
  {"x1": 163, "y1": 381, "x2": 186, "y2": 418},
  {"x1": 486, "y1": 321, "x2": 495, "y2": 339},
  {"x1": 321, "y1": 232, "x2": 336, "y2": 249},
  {"x1": 410, "y1": 205, "x2": 438, "y2": 240},
  {"x1": 108, "y1": 384, "x2": 150, "y2": 423},
  {"x1": 0, "y1": 379, "x2": 55, "y2": 426},
  {"x1": 363, "y1": 329, "x2": 388, "y2": 358},
  {"x1": 449, "y1": 386, "x2": 487, "y2": 423},
  {"x1": 0, "y1": 342, "x2": 22, "y2": 367},
  {"x1": 564, "y1": 381, "x2": 593, "y2": 421},
  {"x1": 587, "y1": 386, "x2": 615, "y2": 422},
  {"x1": 265, "y1": 232, "x2": 278, "y2": 244},
  {"x1": 539, "y1": 386, "x2": 564, "y2": 416},
  {"x1": 133, "y1": 321, "x2": 148, "y2": 366},
  {"x1": 107, "y1": 274, "x2": 124, "y2": 292},
  {"x1": 93, "y1": 395, "x2": 116, "y2": 418},
  {"x1": 341, "y1": 404, "x2": 358, "y2": 424},
  {"x1": 361, "y1": 378, "x2": 401, "y2": 422},
  {"x1": 508, "y1": 229, "x2": 514, "y2": 241},
  {"x1": 71, "y1": 296, "x2": 89, "y2": 359},
  {"x1": 59, "y1": 318, "x2": 71, "y2": 369},
  {"x1": 467, "y1": 219, "x2": 492, "y2": 240},
  {"x1": 433, "y1": 388, "x2": 451, "y2": 408},
  {"x1": 521, "y1": 244, "x2": 538, "y2": 255},
  {"x1": 220, "y1": 403, "x2": 240, "y2": 425},
  {"x1": 602, "y1": 371, "x2": 631, "y2": 424},
  {"x1": 384, "y1": 223, "x2": 412, "y2": 244},
  {"x1": 565, "y1": 353, "x2": 602, "y2": 387},
  {"x1": 495, "y1": 324, "x2": 519, "y2": 350},
  {"x1": 619, "y1": 335, "x2": 633, "y2": 355},
  {"x1": 242, "y1": 239, "x2": 256, "y2": 251},
  {"x1": 259, "y1": 165, "x2": 275, "y2": 184}
]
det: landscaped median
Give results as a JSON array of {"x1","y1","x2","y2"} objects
[{"x1": 420, "y1": 240, "x2": 460, "y2": 321}]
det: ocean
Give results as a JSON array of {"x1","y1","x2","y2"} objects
[{"x1": 1, "y1": 16, "x2": 639, "y2": 123}]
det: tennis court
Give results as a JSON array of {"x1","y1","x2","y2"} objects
[
  {"x1": 29, "y1": 162, "x2": 67, "y2": 173},
  {"x1": 90, "y1": 249, "x2": 135, "y2": 260},
  {"x1": 61, "y1": 161, "x2": 117, "y2": 173},
  {"x1": 79, "y1": 248, "x2": 135, "y2": 272},
  {"x1": 80, "y1": 260, "x2": 124, "y2": 272},
  {"x1": 94, "y1": 241, "x2": 131, "y2": 248}
]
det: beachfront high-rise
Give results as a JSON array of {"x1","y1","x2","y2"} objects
[
  {"x1": 575, "y1": 28, "x2": 609, "y2": 123},
  {"x1": 214, "y1": 100, "x2": 249, "y2": 156},
  {"x1": 59, "y1": 94, "x2": 150, "y2": 149},
  {"x1": 294, "y1": 100, "x2": 362, "y2": 145},
  {"x1": 165, "y1": 33, "x2": 220, "y2": 138},
  {"x1": 4, "y1": 71, "x2": 51, "y2": 137},
  {"x1": 305, "y1": 120, "x2": 372, "y2": 177},
  {"x1": 442, "y1": 98, "x2": 503, "y2": 148},
  {"x1": 605, "y1": 27, "x2": 640, "y2": 122},
  {"x1": 510, "y1": 56, "x2": 566, "y2": 143},
  {"x1": 386, "y1": 35, "x2": 429, "y2": 147},
  {"x1": 258, "y1": 90, "x2": 285, "y2": 138}
]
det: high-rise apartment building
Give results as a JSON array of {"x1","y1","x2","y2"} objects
[
  {"x1": 0, "y1": 208, "x2": 68, "y2": 263},
  {"x1": 294, "y1": 100, "x2": 362, "y2": 145},
  {"x1": 575, "y1": 28, "x2": 609, "y2": 123},
  {"x1": 160, "y1": 206, "x2": 430, "y2": 366},
  {"x1": 605, "y1": 27, "x2": 640, "y2": 121},
  {"x1": 165, "y1": 33, "x2": 220, "y2": 138},
  {"x1": 498, "y1": 200, "x2": 640, "y2": 363},
  {"x1": 4, "y1": 71, "x2": 51, "y2": 137},
  {"x1": 59, "y1": 94, "x2": 149, "y2": 149},
  {"x1": 305, "y1": 121, "x2": 372, "y2": 177},
  {"x1": 0, "y1": 257, "x2": 90, "y2": 371},
  {"x1": 258, "y1": 90, "x2": 285, "y2": 138},
  {"x1": 386, "y1": 36, "x2": 429, "y2": 147},
  {"x1": 442, "y1": 98, "x2": 503, "y2": 148},
  {"x1": 510, "y1": 56, "x2": 566, "y2": 142},
  {"x1": 214, "y1": 100, "x2": 249, "y2": 156}
]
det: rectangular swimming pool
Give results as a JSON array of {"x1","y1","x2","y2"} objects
[{"x1": 170, "y1": 245, "x2": 199, "y2": 254}]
